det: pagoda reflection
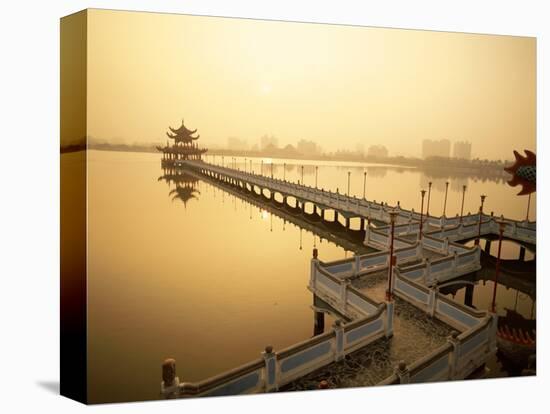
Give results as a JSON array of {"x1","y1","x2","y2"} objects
[
  {"x1": 158, "y1": 167, "x2": 200, "y2": 206},
  {"x1": 157, "y1": 118, "x2": 208, "y2": 205}
]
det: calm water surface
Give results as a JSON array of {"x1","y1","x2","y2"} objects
[{"x1": 86, "y1": 150, "x2": 536, "y2": 402}]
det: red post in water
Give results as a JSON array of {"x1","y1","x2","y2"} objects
[
  {"x1": 419, "y1": 189, "x2": 426, "y2": 240},
  {"x1": 475, "y1": 194, "x2": 487, "y2": 246},
  {"x1": 491, "y1": 219, "x2": 507, "y2": 313},
  {"x1": 386, "y1": 210, "x2": 398, "y2": 301},
  {"x1": 460, "y1": 185, "x2": 467, "y2": 223}
]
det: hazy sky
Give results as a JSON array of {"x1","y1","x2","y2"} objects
[{"x1": 86, "y1": 9, "x2": 536, "y2": 159}]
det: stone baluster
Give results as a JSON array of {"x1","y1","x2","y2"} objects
[
  {"x1": 511, "y1": 221, "x2": 517, "y2": 236},
  {"x1": 416, "y1": 240, "x2": 423, "y2": 259},
  {"x1": 333, "y1": 320, "x2": 345, "y2": 362},
  {"x1": 340, "y1": 279, "x2": 350, "y2": 312},
  {"x1": 262, "y1": 346, "x2": 278, "y2": 392},
  {"x1": 309, "y1": 248, "x2": 319, "y2": 290},
  {"x1": 161, "y1": 358, "x2": 180, "y2": 397},
  {"x1": 424, "y1": 257, "x2": 432, "y2": 285},
  {"x1": 364, "y1": 224, "x2": 371, "y2": 245},
  {"x1": 443, "y1": 237, "x2": 449, "y2": 255},
  {"x1": 395, "y1": 361, "x2": 410, "y2": 384},
  {"x1": 428, "y1": 284, "x2": 437, "y2": 317},
  {"x1": 447, "y1": 331, "x2": 461, "y2": 379}
]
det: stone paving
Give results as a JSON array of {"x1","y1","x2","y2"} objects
[{"x1": 282, "y1": 293, "x2": 452, "y2": 391}]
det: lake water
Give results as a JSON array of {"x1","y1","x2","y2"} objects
[{"x1": 83, "y1": 150, "x2": 536, "y2": 403}]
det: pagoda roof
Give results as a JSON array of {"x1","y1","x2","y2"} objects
[
  {"x1": 158, "y1": 171, "x2": 200, "y2": 185},
  {"x1": 166, "y1": 119, "x2": 200, "y2": 143}
]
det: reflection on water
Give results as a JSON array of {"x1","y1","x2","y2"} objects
[
  {"x1": 158, "y1": 167, "x2": 201, "y2": 205},
  {"x1": 87, "y1": 151, "x2": 347, "y2": 403},
  {"x1": 441, "y1": 238, "x2": 536, "y2": 376},
  {"x1": 87, "y1": 150, "x2": 535, "y2": 403}
]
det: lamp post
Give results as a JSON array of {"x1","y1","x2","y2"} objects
[
  {"x1": 271, "y1": 162, "x2": 273, "y2": 179},
  {"x1": 222, "y1": 155, "x2": 225, "y2": 168},
  {"x1": 526, "y1": 193, "x2": 532, "y2": 221},
  {"x1": 490, "y1": 219, "x2": 507, "y2": 313},
  {"x1": 261, "y1": 160, "x2": 264, "y2": 175},
  {"x1": 419, "y1": 190, "x2": 426, "y2": 240},
  {"x1": 386, "y1": 210, "x2": 399, "y2": 301},
  {"x1": 250, "y1": 159, "x2": 252, "y2": 174},
  {"x1": 475, "y1": 195, "x2": 487, "y2": 246},
  {"x1": 347, "y1": 171, "x2": 351, "y2": 197},
  {"x1": 244, "y1": 157, "x2": 247, "y2": 173},
  {"x1": 315, "y1": 166, "x2": 318, "y2": 188},
  {"x1": 283, "y1": 163, "x2": 286, "y2": 181},
  {"x1": 301, "y1": 165, "x2": 304, "y2": 185},
  {"x1": 443, "y1": 181, "x2": 449, "y2": 216},
  {"x1": 426, "y1": 181, "x2": 432, "y2": 216},
  {"x1": 459, "y1": 185, "x2": 467, "y2": 223},
  {"x1": 363, "y1": 171, "x2": 367, "y2": 199}
]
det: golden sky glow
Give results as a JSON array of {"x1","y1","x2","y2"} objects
[{"x1": 86, "y1": 9, "x2": 535, "y2": 159}]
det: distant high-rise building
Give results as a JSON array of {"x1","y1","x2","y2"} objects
[
  {"x1": 296, "y1": 139, "x2": 320, "y2": 156},
  {"x1": 367, "y1": 145, "x2": 389, "y2": 158},
  {"x1": 260, "y1": 134, "x2": 278, "y2": 151},
  {"x1": 453, "y1": 141, "x2": 472, "y2": 160},
  {"x1": 422, "y1": 139, "x2": 451, "y2": 159},
  {"x1": 227, "y1": 136, "x2": 248, "y2": 151}
]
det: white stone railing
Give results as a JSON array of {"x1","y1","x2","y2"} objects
[
  {"x1": 160, "y1": 242, "x2": 492, "y2": 398},
  {"x1": 311, "y1": 260, "x2": 385, "y2": 318},
  {"x1": 321, "y1": 243, "x2": 422, "y2": 280},
  {"x1": 424, "y1": 219, "x2": 536, "y2": 245},
  {"x1": 161, "y1": 257, "x2": 392, "y2": 398},
  {"x1": 189, "y1": 161, "x2": 387, "y2": 219},
  {"x1": 378, "y1": 268, "x2": 497, "y2": 385},
  {"x1": 186, "y1": 161, "x2": 536, "y2": 246},
  {"x1": 364, "y1": 226, "x2": 416, "y2": 250},
  {"x1": 395, "y1": 246, "x2": 480, "y2": 286},
  {"x1": 371, "y1": 220, "x2": 421, "y2": 237},
  {"x1": 381, "y1": 312, "x2": 496, "y2": 385},
  {"x1": 161, "y1": 161, "x2": 524, "y2": 396}
]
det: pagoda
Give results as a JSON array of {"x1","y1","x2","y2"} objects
[{"x1": 157, "y1": 119, "x2": 208, "y2": 167}]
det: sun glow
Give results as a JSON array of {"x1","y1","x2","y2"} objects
[
  {"x1": 86, "y1": 9, "x2": 535, "y2": 161},
  {"x1": 260, "y1": 83, "x2": 272, "y2": 95}
]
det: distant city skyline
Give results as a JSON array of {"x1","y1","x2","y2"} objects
[{"x1": 88, "y1": 133, "x2": 515, "y2": 162}]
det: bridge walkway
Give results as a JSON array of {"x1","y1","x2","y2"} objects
[
  {"x1": 182, "y1": 160, "x2": 536, "y2": 248},
  {"x1": 283, "y1": 293, "x2": 452, "y2": 390}
]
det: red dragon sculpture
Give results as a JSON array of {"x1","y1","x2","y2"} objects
[{"x1": 504, "y1": 150, "x2": 536, "y2": 195}]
